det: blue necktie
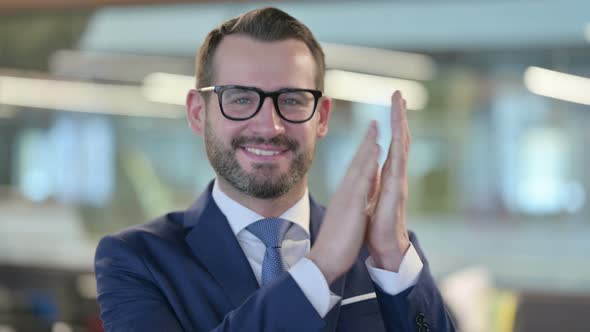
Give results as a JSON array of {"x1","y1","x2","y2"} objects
[{"x1": 246, "y1": 218, "x2": 292, "y2": 286}]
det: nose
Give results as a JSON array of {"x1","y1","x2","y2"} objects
[{"x1": 248, "y1": 96, "x2": 286, "y2": 136}]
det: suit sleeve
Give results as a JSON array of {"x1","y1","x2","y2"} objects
[
  {"x1": 372, "y1": 232, "x2": 457, "y2": 332},
  {"x1": 95, "y1": 235, "x2": 325, "y2": 332}
]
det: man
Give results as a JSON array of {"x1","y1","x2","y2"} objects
[{"x1": 95, "y1": 7, "x2": 456, "y2": 332}]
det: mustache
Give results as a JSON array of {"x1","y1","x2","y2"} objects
[{"x1": 231, "y1": 135, "x2": 299, "y2": 151}]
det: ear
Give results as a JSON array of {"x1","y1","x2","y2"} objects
[
  {"x1": 186, "y1": 89, "x2": 206, "y2": 136},
  {"x1": 316, "y1": 96, "x2": 332, "y2": 138}
]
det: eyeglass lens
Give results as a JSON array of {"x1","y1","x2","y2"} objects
[{"x1": 221, "y1": 87, "x2": 316, "y2": 121}]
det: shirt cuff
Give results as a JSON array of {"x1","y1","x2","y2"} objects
[
  {"x1": 365, "y1": 243, "x2": 424, "y2": 295},
  {"x1": 289, "y1": 257, "x2": 341, "y2": 317}
]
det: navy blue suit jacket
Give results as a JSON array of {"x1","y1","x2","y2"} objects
[{"x1": 95, "y1": 183, "x2": 456, "y2": 331}]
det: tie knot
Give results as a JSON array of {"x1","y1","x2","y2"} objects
[{"x1": 246, "y1": 218, "x2": 292, "y2": 248}]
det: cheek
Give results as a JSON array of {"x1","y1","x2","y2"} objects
[
  {"x1": 303, "y1": 120, "x2": 322, "y2": 139},
  {"x1": 207, "y1": 115, "x2": 243, "y2": 140},
  {"x1": 290, "y1": 125, "x2": 318, "y2": 148}
]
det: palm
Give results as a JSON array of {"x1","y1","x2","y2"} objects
[{"x1": 366, "y1": 91, "x2": 411, "y2": 271}]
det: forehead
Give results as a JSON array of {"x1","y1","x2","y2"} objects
[{"x1": 212, "y1": 34, "x2": 317, "y2": 90}]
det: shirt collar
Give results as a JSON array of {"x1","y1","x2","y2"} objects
[{"x1": 211, "y1": 179, "x2": 310, "y2": 237}]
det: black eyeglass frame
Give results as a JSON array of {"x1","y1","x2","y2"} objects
[{"x1": 197, "y1": 85, "x2": 323, "y2": 123}]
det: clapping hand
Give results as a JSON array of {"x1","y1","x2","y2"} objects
[
  {"x1": 365, "y1": 90, "x2": 411, "y2": 272},
  {"x1": 309, "y1": 90, "x2": 412, "y2": 283}
]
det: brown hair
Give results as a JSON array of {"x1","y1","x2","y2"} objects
[{"x1": 195, "y1": 7, "x2": 325, "y2": 91}]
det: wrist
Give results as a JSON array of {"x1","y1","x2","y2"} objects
[
  {"x1": 369, "y1": 239, "x2": 410, "y2": 272},
  {"x1": 307, "y1": 250, "x2": 340, "y2": 285}
]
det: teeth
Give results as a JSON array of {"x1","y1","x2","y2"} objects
[{"x1": 245, "y1": 147, "x2": 281, "y2": 156}]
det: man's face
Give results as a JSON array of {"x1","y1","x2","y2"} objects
[{"x1": 190, "y1": 34, "x2": 331, "y2": 199}]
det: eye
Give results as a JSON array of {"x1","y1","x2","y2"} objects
[
  {"x1": 223, "y1": 89, "x2": 257, "y2": 106},
  {"x1": 281, "y1": 98, "x2": 301, "y2": 105},
  {"x1": 233, "y1": 97, "x2": 253, "y2": 104},
  {"x1": 279, "y1": 92, "x2": 310, "y2": 107}
]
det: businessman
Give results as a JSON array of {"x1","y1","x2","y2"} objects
[{"x1": 95, "y1": 7, "x2": 456, "y2": 332}]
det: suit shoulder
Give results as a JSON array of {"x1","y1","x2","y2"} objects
[{"x1": 100, "y1": 211, "x2": 186, "y2": 252}]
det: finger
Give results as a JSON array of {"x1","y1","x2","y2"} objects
[
  {"x1": 393, "y1": 92, "x2": 407, "y2": 154},
  {"x1": 362, "y1": 139, "x2": 381, "y2": 196},
  {"x1": 395, "y1": 96, "x2": 410, "y2": 176},
  {"x1": 367, "y1": 159, "x2": 381, "y2": 203},
  {"x1": 383, "y1": 91, "x2": 405, "y2": 176},
  {"x1": 378, "y1": 93, "x2": 409, "y2": 204},
  {"x1": 343, "y1": 121, "x2": 379, "y2": 190},
  {"x1": 361, "y1": 140, "x2": 381, "y2": 217},
  {"x1": 391, "y1": 90, "x2": 404, "y2": 131},
  {"x1": 349, "y1": 120, "x2": 378, "y2": 173},
  {"x1": 404, "y1": 98, "x2": 412, "y2": 148},
  {"x1": 366, "y1": 162, "x2": 381, "y2": 217}
]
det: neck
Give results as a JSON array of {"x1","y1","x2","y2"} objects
[{"x1": 215, "y1": 177, "x2": 308, "y2": 218}]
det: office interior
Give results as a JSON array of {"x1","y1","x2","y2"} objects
[{"x1": 0, "y1": 0, "x2": 589, "y2": 331}]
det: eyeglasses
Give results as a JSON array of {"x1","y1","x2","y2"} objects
[{"x1": 197, "y1": 85, "x2": 323, "y2": 123}]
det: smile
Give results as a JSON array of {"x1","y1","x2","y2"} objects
[{"x1": 244, "y1": 147, "x2": 282, "y2": 156}]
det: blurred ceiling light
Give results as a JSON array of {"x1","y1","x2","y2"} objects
[
  {"x1": 0, "y1": 75, "x2": 182, "y2": 118},
  {"x1": 325, "y1": 70, "x2": 428, "y2": 110},
  {"x1": 142, "y1": 70, "x2": 428, "y2": 110},
  {"x1": 51, "y1": 49, "x2": 192, "y2": 83},
  {"x1": 524, "y1": 66, "x2": 590, "y2": 106},
  {"x1": 142, "y1": 72, "x2": 195, "y2": 105},
  {"x1": 323, "y1": 43, "x2": 436, "y2": 81}
]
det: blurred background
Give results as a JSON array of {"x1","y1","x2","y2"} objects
[{"x1": 1, "y1": 0, "x2": 589, "y2": 331}]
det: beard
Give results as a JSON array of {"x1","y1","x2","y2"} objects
[{"x1": 204, "y1": 118, "x2": 314, "y2": 199}]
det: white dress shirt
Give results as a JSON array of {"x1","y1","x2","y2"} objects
[{"x1": 211, "y1": 180, "x2": 423, "y2": 317}]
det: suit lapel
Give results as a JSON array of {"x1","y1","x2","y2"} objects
[
  {"x1": 310, "y1": 197, "x2": 346, "y2": 332},
  {"x1": 183, "y1": 183, "x2": 259, "y2": 308},
  {"x1": 183, "y1": 188, "x2": 346, "y2": 329}
]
